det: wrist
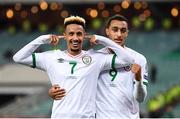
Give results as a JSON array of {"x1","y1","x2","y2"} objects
[
  {"x1": 134, "y1": 80, "x2": 143, "y2": 87},
  {"x1": 135, "y1": 75, "x2": 141, "y2": 81}
]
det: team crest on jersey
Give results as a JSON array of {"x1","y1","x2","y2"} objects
[
  {"x1": 124, "y1": 65, "x2": 131, "y2": 71},
  {"x1": 82, "y1": 55, "x2": 92, "y2": 65},
  {"x1": 57, "y1": 58, "x2": 64, "y2": 63}
]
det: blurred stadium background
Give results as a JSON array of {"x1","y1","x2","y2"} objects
[{"x1": 0, "y1": 0, "x2": 180, "y2": 118}]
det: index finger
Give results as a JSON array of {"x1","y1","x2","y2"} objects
[
  {"x1": 52, "y1": 84, "x2": 60, "y2": 89},
  {"x1": 58, "y1": 35, "x2": 64, "y2": 39},
  {"x1": 84, "y1": 34, "x2": 93, "y2": 39}
]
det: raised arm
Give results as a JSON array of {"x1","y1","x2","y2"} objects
[
  {"x1": 13, "y1": 35, "x2": 62, "y2": 69},
  {"x1": 94, "y1": 35, "x2": 135, "y2": 65},
  {"x1": 13, "y1": 35, "x2": 50, "y2": 65}
]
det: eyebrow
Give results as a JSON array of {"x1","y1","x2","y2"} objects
[
  {"x1": 68, "y1": 31, "x2": 74, "y2": 34},
  {"x1": 112, "y1": 26, "x2": 127, "y2": 29},
  {"x1": 68, "y1": 31, "x2": 83, "y2": 34}
]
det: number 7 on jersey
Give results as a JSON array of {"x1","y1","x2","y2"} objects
[{"x1": 69, "y1": 61, "x2": 77, "y2": 74}]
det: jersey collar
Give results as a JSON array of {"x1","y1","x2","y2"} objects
[{"x1": 65, "y1": 50, "x2": 85, "y2": 58}]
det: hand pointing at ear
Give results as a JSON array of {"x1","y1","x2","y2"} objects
[{"x1": 49, "y1": 35, "x2": 64, "y2": 46}]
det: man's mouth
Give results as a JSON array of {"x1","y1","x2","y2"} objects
[
  {"x1": 114, "y1": 39, "x2": 123, "y2": 43},
  {"x1": 72, "y1": 42, "x2": 78, "y2": 47},
  {"x1": 71, "y1": 40, "x2": 82, "y2": 47}
]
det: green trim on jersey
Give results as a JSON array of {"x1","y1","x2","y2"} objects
[
  {"x1": 111, "y1": 54, "x2": 117, "y2": 69},
  {"x1": 133, "y1": 81, "x2": 148, "y2": 86},
  {"x1": 32, "y1": 53, "x2": 36, "y2": 68},
  {"x1": 109, "y1": 54, "x2": 117, "y2": 81},
  {"x1": 143, "y1": 81, "x2": 148, "y2": 86}
]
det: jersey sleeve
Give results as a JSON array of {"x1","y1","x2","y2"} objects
[
  {"x1": 31, "y1": 52, "x2": 47, "y2": 71},
  {"x1": 13, "y1": 35, "x2": 51, "y2": 71},
  {"x1": 133, "y1": 57, "x2": 148, "y2": 102},
  {"x1": 100, "y1": 53, "x2": 131, "y2": 71},
  {"x1": 142, "y1": 59, "x2": 149, "y2": 86},
  {"x1": 95, "y1": 35, "x2": 135, "y2": 65},
  {"x1": 99, "y1": 53, "x2": 115, "y2": 71}
]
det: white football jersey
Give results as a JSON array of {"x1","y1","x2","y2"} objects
[
  {"x1": 96, "y1": 47, "x2": 148, "y2": 119},
  {"x1": 34, "y1": 49, "x2": 118, "y2": 118}
]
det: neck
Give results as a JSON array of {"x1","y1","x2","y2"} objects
[{"x1": 68, "y1": 49, "x2": 82, "y2": 56}]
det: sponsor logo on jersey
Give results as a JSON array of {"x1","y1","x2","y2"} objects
[
  {"x1": 109, "y1": 83, "x2": 117, "y2": 87},
  {"x1": 124, "y1": 65, "x2": 131, "y2": 71},
  {"x1": 57, "y1": 58, "x2": 64, "y2": 63},
  {"x1": 82, "y1": 55, "x2": 92, "y2": 65},
  {"x1": 66, "y1": 76, "x2": 77, "y2": 79}
]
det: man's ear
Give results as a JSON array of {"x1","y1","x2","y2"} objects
[
  {"x1": 105, "y1": 28, "x2": 109, "y2": 36},
  {"x1": 63, "y1": 33, "x2": 66, "y2": 40}
]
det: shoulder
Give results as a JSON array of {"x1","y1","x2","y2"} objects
[
  {"x1": 86, "y1": 49, "x2": 107, "y2": 55},
  {"x1": 36, "y1": 49, "x2": 61, "y2": 58},
  {"x1": 42, "y1": 49, "x2": 60, "y2": 54},
  {"x1": 85, "y1": 49, "x2": 111, "y2": 61}
]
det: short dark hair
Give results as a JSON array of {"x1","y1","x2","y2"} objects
[
  {"x1": 64, "y1": 16, "x2": 86, "y2": 28},
  {"x1": 105, "y1": 14, "x2": 128, "y2": 28}
]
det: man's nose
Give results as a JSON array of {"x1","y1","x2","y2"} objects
[
  {"x1": 116, "y1": 30, "x2": 122, "y2": 37},
  {"x1": 72, "y1": 34, "x2": 79, "y2": 40}
]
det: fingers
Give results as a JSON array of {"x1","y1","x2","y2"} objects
[
  {"x1": 85, "y1": 35, "x2": 98, "y2": 45},
  {"x1": 52, "y1": 88, "x2": 66, "y2": 94},
  {"x1": 49, "y1": 85, "x2": 66, "y2": 100},
  {"x1": 50, "y1": 35, "x2": 64, "y2": 46},
  {"x1": 84, "y1": 35, "x2": 97, "y2": 47},
  {"x1": 131, "y1": 64, "x2": 141, "y2": 81},
  {"x1": 52, "y1": 84, "x2": 60, "y2": 90},
  {"x1": 58, "y1": 35, "x2": 64, "y2": 39},
  {"x1": 84, "y1": 34, "x2": 92, "y2": 39},
  {"x1": 131, "y1": 64, "x2": 140, "y2": 72},
  {"x1": 53, "y1": 89, "x2": 66, "y2": 100},
  {"x1": 50, "y1": 35, "x2": 59, "y2": 46},
  {"x1": 90, "y1": 35, "x2": 98, "y2": 45}
]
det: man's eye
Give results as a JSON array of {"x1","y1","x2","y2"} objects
[
  {"x1": 121, "y1": 28, "x2": 127, "y2": 33},
  {"x1": 112, "y1": 29, "x2": 118, "y2": 32},
  {"x1": 69, "y1": 33, "x2": 73, "y2": 36},
  {"x1": 77, "y1": 32, "x2": 82, "y2": 36}
]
